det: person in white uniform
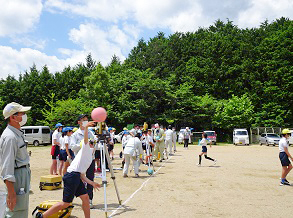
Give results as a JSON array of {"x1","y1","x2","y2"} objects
[
  {"x1": 33, "y1": 121, "x2": 100, "y2": 218},
  {"x1": 165, "y1": 125, "x2": 174, "y2": 156},
  {"x1": 172, "y1": 127, "x2": 177, "y2": 153},
  {"x1": 123, "y1": 130, "x2": 143, "y2": 178}
]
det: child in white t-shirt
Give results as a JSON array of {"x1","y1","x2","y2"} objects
[{"x1": 33, "y1": 121, "x2": 100, "y2": 218}]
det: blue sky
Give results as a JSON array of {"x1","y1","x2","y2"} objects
[{"x1": 0, "y1": 0, "x2": 292, "y2": 79}]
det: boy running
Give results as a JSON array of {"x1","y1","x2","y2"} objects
[{"x1": 198, "y1": 132, "x2": 217, "y2": 166}]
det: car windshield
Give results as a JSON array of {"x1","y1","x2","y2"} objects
[
  {"x1": 236, "y1": 131, "x2": 247, "y2": 135},
  {"x1": 205, "y1": 132, "x2": 215, "y2": 136},
  {"x1": 267, "y1": 134, "x2": 280, "y2": 138}
]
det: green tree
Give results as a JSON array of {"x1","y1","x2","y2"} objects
[{"x1": 213, "y1": 94, "x2": 254, "y2": 130}]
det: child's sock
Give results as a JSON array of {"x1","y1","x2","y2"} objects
[{"x1": 199, "y1": 155, "x2": 202, "y2": 164}]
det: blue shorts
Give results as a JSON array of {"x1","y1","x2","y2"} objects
[
  {"x1": 202, "y1": 146, "x2": 207, "y2": 153},
  {"x1": 62, "y1": 172, "x2": 87, "y2": 203},
  {"x1": 59, "y1": 149, "x2": 74, "y2": 161},
  {"x1": 279, "y1": 152, "x2": 291, "y2": 166}
]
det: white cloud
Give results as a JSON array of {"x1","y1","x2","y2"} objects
[
  {"x1": 0, "y1": 46, "x2": 73, "y2": 79},
  {"x1": 10, "y1": 36, "x2": 47, "y2": 50},
  {"x1": 68, "y1": 23, "x2": 138, "y2": 64},
  {"x1": 132, "y1": 0, "x2": 203, "y2": 32},
  {"x1": 45, "y1": 0, "x2": 131, "y2": 22},
  {"x1": 0, "y1": 0, "x2": 42, "y2": 36},
  {"x1": 45, "y1": 0, "x2": 293, "y2": 32},
  {"x1": 237, "y1": 0, "x2": 293, "y2": 28},
  {"x1": 0, "y1": 22, "x2": 139, "y2": 79}
]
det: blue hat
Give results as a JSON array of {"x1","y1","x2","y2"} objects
[
  {"x1": 62, "y1": 127, "x2": 73, "y2": 133},
  {"x1": 124, "y1": 130, "x2": 129, "y2": 134},
  {"x1": 108, "y1": 127, "x2": 113, "y2": 131},
  {"x1": 55, "y1": 123, "x2": 63, "y2": 128}
]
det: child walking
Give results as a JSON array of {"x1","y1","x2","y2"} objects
[
  {"x1": 279, "y1": 129, "x2": 293, "y2": 186},
  {"x1": 198, "y1": 132, "x2": 217, "y2": 166},
  {"x1": 33, "y1": 121, "x2": 101, "y2": 218}
]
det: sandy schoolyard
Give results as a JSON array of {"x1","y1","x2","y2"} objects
[{"x1": 1, "y1": 143, "x2": 293, "y2": 217}]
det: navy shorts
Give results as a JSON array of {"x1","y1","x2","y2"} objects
[
  {"x1": 95, "y1": 150, "x2": 101, "y2": 159},
  {"x1": 142, "y1": 143, "x2": 146, "y2": 151},
  {"x1": 59, "y1": 149, "x2": 75, "y2": 161},
  {"x1": 108, "y1": 144, "x2": 114, "y2": 152},
  {"x1": 202, "y1": 146, "x2": 207, "y2": 153},
  {"x1": 279, "y1": 152, "x2": 291, "y2": 166},
  {"x1": 63, "y1": 172, "x2": 87, "y2": 203}
]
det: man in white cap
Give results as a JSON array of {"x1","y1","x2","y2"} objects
[
  {"x1": 0, "y1": 102, "x2": 31, "y2": 218},
  {"x1": 123, "y1": 129, "x2": 143, "y2": 177},
  {"x1": 153, "y1": 123, "x2": 165, "y2": 162},
  {"x1": 183, "y1": 127, "x2": 191, "y2": 149}
]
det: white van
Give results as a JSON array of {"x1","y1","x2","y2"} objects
[
  {"x1": 233, "y1": 128, "x2": 249, "y2": 145},
  {"x1": 21, "y1": 126, "x2": 51, "y2": 146}
]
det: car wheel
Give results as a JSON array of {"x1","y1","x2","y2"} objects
[
  {"x1": 33, "y1": 140, "x2": 39, "y2": 146},
  {"x1": 260, "y1": 141, "x2": 262, "y2": 146}
]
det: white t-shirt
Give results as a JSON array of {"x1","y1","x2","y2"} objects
[
  {"x1": 279, "y1": 137, "x2": 289, "y2": 152},
  {"x1": 67, "y1": 141, "x2": 93, "y2": 174},
  {"x1": 165, "y1": 129, "x2": 173, "y2": 141},
  {"x1": 199, "y1": 138, "x2": 208, "y2": 146},
  {"x1": 110, "y1": 132, "x2": 114, "y2": 144},
  {"x1": 64, "y1": 135, "x2": 72, "y2": 149},
  {"x1": 122, "y1": 135, "x2": 129, "y2": 148},
  {"x1": 60, "y1": 136, "x2": 66, "y2": 150},
  {"x1": 52, "y1": 130, "x2": 61, "y2": 146}
]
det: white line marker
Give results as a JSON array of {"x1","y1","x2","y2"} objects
[{"x1": 109, "y1": 156, "x2": 173, "y2": 217}]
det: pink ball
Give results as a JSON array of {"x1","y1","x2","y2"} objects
[{"x1": 91, "y1": 107, "x2": 107, "y2": 122}]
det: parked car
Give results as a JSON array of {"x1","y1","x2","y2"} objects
[
  {"x1": 21, "y1": 126, "x2": 51, "y2": 146},
  {"x1": 233, "y1": 128, "x2": 249, "y2": 145},
  {"x1": 178, "y1": 128, "x2": 192, "y2": 144},
  {"x1": 204, "y1": 131, "x2": 217, "y2": 145},
  {"x1": 114, "y1": 131, "x2": 124, "y2": 143},
  {"x1": 259, "y1": 133, "x2": 281, "y2": 146}
]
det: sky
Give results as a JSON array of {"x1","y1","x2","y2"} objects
[{"x1": 0, "y1": 0, "x2": 292, "y2": 79}]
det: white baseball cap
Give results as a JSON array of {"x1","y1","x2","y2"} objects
[{"x1": 3, "y1": 102, "x2": 31, "y2": 119}]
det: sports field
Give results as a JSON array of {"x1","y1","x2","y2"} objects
[{"x1": 1, "y1": 143, "x2": 292, "y2": 217}]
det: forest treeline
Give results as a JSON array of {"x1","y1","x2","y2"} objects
[{"x1": 0, "y1": 18, "x2": 292, "y2": 141}]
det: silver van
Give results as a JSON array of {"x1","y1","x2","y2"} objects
[{"x1": 21, "y1": 126, "x2": 51, "y2": 146}]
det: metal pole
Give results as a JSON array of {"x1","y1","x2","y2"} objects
[
  {"x1": 104, "y1": 143, "x2": 122, "y2": 205},
  {"x1": 100, "y1": 141, "x2": 108, "y2": 217}
]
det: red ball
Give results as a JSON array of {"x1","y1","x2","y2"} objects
[{"x1": 91, "y1": 107, "x2": 107, "y2": 122}]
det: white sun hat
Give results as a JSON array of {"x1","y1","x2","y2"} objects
[{"x1": 3, "y1": 102, "x2": 31, "y2": 119}]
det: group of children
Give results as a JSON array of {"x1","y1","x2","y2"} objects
[{"x1": 34, "y1": 120, "x2": 219, "y2": 217}]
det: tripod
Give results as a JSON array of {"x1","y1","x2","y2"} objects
[{"x1": 99, "y1": 138, "x2": 122, "y2": 217}]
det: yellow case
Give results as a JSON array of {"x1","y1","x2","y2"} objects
[
  {"x1": 40, "y1": 175, "x2": 62, "y2": 190},
  {"x1": 33, "y1": 200, "x2": 73, "y2": 218}
]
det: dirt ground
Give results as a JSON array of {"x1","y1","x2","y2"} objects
[{"x1": 1, "y1": 143, "x2": 293, "y2": 218}]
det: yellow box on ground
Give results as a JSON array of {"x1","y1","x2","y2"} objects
[
  {"x1": 33, "y1": 200, "x2": 73, "y2": 218},
  {"x1": 39, "y1": 175, "x2": 62, "y2": 191}
]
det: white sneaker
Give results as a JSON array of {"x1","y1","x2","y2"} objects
[{"x1": 197, "y1": 163, "x2": 201, "y2": 167}]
